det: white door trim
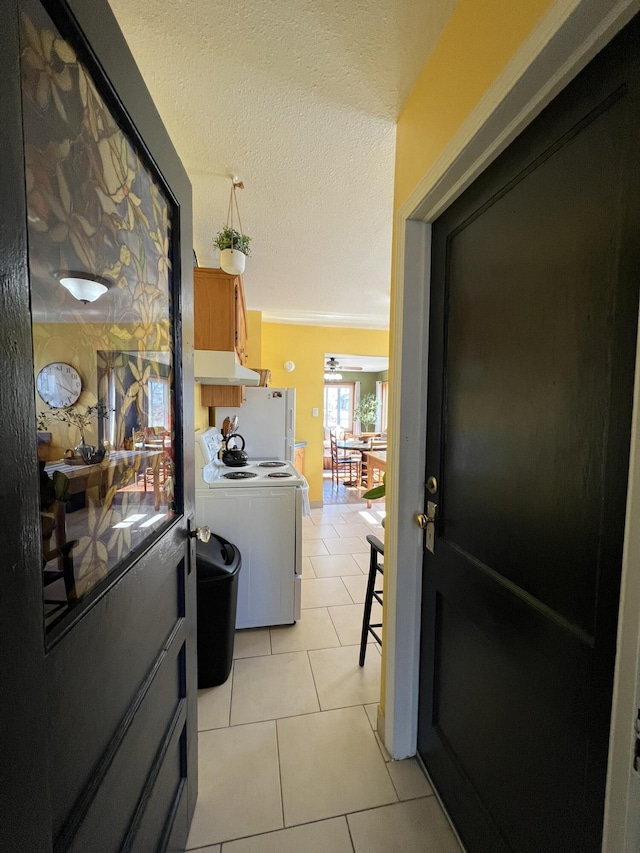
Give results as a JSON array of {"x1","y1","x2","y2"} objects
[{"x1": 386, "y1": 1, "x2": 640, "y2": 849}]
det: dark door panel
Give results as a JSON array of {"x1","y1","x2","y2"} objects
[
  {"x1": 441, "y1": 85, "x2": 632, "y2": 632},
  {"x1": 64, "y1": 642, "x2": 187, "y2": 852},
  {"x1": 47, "y1": 544, "x2": 188, "y2": 844},
  {"x1": 129, "y1": 722, "x2": 188, "y2": 853},
  {"x1": 419, "y1": 14, "x2": 640, "y2": 853},
  {"x1": 423, "y1": 549, "x2": 592, "y2": 853},
  {"x1": 1, "y1": 0, "x2": 196, "y2": 849}
]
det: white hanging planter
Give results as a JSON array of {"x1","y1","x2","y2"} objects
[
  {"x1": 215, "y1": 179, "x2": 251, "y2": 277},
  {"x1": 220, "y1": 248, "x2": 246, "y2": 276}
]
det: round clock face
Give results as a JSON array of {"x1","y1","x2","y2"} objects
[{"x1": 36, "y1": 362, "x2": 82, "y2": 408}]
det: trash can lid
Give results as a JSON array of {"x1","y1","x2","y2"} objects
[{"x1": 196, "y1": 533, "x2": 241, "y2": 580}]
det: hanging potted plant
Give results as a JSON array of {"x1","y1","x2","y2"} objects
[
  {"x1": 213, "y1": 224, "x2": 251, "y2": 275},
  {"x1": 214, "y1": 178, "x2": 251, "y2": 275}
]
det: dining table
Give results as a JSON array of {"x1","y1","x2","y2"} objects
[
  {"x1": 361, "y1": 450, "x2": 387, "y2": 506},
  {"x1": 335, "y1": 438, "x2": 387, "y2": 488},
  {"x1": 45, "y1": 448, "x2": 164, "y2": 565}
]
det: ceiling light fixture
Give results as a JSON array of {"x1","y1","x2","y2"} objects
[
  {"x1": 58, "y1": 273, "x2": 108, "y2": 303},
  {"x1": 324, "y1": 356, "x2": 343, "y2": 381}
]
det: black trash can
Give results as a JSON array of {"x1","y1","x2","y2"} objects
[{"x1": 196, "y1": 533, "x2": 241, "y2": 688}]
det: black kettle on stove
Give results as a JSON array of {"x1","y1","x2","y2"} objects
[{"x1": 221, "y1": 433, "x2": 248, "y2": 467}]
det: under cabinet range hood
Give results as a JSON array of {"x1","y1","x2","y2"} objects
[{"x1": 194, "y1": 350, "x2": 260, "y2": 386}]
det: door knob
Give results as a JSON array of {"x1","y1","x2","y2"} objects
[
  {"x1": 190, "y1": 525, "x2": 211, "y2": 543},
  {"x1": 415, "y1": 512, "x2": 435, "y2": 529}
]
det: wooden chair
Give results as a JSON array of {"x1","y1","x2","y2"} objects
[
  {"x1": 136, "y1": 427, "x2": 171, "y2": 495},
  {"x1": 329, "y1": 427, "x2": 361, "y2": 487},
  {"x1": 42, "y1": 512, "x2": 78, "y2": 613},
  {"x1": 40, "y1": 465, "x2": 79, "y2": 614}
]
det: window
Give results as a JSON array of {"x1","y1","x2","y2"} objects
[
  {"x1": 324, "y1": 384, "x2": 354, "y2": 432},
  {"x1": 377, "y1": 381, "x2": 389, "y2": 432},
  {"x1": 148, "y1": 377, "x2": 171, "y2": 429}
]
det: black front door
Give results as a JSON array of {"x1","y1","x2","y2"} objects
[
  {"x1": 418, "y1": 16, "x2": 640, "y2": 853},
  {"x1": 1, "y1": 1, "x2": 196, "y2": 850}
]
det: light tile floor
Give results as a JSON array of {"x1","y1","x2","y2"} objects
[{"x1": 186, "y1": 496, "x2": 462, "y2": 852}]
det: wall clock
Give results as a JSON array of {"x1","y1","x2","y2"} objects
[{"x1": 36, "y1": 362, "x2": 82, "y2": 408}]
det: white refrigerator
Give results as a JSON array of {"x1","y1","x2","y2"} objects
[{"x1": 215, "y1": 387, "x2": 296, "y2": 461}]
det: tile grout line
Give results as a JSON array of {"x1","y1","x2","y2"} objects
[
  {"x1": 227, "y1": 660, "x2": 234, "y2": 728},
  {"x1": 325, "y1": 603, "x2": 345, "y2": 647},
  {"x1": 345, "y1": 812, "x2": 357, "y2": 853},
  {"x1": 274, "y1": 717, "x2": 286, "y2": 833},
  {"x1": 306, "y1": 647, "x2": 323, "y2": 712}
]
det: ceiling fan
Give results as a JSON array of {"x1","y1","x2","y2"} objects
[{"x1": 325, "y1": 356, "x2": 362, "y2": 372}]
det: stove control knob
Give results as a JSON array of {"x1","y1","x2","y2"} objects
[{"x1": 190, "y1": 525, "x2": 211, "y2": 543}]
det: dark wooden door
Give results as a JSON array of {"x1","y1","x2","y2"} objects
[
  {"x1": 418, "y1": 16, "x2": 640, "y2": 853},
  {"x1": 1, "y1": 0, "x2": 197, "y2": 850}
]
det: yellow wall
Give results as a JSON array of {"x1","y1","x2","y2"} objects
[
  {"x1": 262, "y1": 323, "x2": 389, "y2": 503},
  {"x1": 394, "y1": 0, "x2": 554, "y2": 209},
  {"x1": 246, "y1": 310, "x2": 263, "y2": 367}
]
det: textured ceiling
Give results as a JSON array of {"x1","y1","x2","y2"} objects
[{"x1": 107, "y1": 0, "x2": 456, "y2": 329}]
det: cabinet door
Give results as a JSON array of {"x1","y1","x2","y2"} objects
[
  {"x1": 194, "y1": 268, "x2": 236, "y2": 351},
  {"x1": 234, "y1": 279, "x2": 248, "y2": 364},
  {"x1": 200, "y1": 385, "x2": 245, "y2": 407}
]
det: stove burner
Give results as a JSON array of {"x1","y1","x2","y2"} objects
[
  {"x1": 223, "y1": 471, "x2": 258, "y2": 480},
  {"x1": 258, "y1": 461, "x2": 286, "y2": 467},
  {"x1": 267, "y1": 471, "x2": 293, "y2": 478}
]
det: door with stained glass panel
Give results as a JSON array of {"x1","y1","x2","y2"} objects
[{"x1": 1, "y1": 0, "x2": 196, "y2": 849}]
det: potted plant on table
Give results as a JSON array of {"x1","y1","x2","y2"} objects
[
  {"x1": 353, "y1": 393, "x2": 380, "y2": 434},
  {"x1": 38, "y1": 402, "x2": 110, "y2": 464}
]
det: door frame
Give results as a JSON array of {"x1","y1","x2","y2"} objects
[{"x1": 386, "y1": 0, "x2": 640, "y2": 849}]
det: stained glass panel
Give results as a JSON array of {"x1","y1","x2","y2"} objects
[{"x1": 20, "y1": 0, "x2": 179, "y2": 631}]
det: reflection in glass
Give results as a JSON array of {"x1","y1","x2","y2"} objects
[{"x1": 20, "y1": 0, "x2": 178, "y2": 631}]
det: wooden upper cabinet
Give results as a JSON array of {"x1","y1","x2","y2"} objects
[
  {"x1": 194, "y1": 267, "x2": 248, "y2": 407},
  {"x1": 194, "y1": 267, "x2": 248, "y2": 364}
]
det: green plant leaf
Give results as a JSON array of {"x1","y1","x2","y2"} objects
[
  {"x1": 213, "y1": 224, "x2": 251, "y2": 256},
  {"x1": 362, "y1": 484, "x2": 385, "y2": 500}
]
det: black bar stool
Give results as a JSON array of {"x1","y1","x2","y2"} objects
[{"x1": 359, "y1": 534, "x2": 384, "y2": 665}]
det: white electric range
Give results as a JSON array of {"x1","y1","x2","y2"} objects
[{"x1": 195, "y1": 427, "x2": 309, "y2": 628}]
